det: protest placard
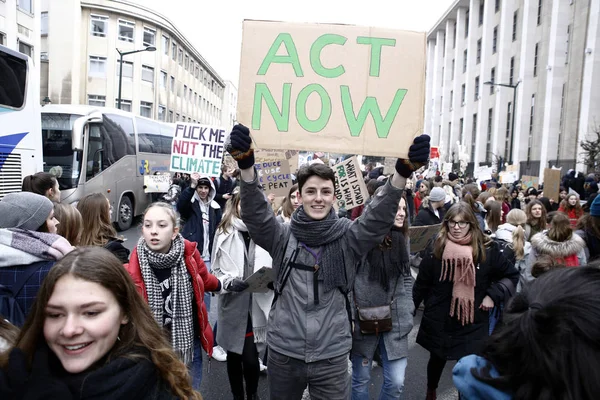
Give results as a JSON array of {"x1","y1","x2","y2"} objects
[
  {"x1": 543, "y1": 168, "x2": 561, "y2": 202},
  {"x1": 521, "y1": 175, "x2": 539, "y2": 190},
  {"x1": 475, "y1": 165, "x2": 493, "y2": 181},
  {"x1": 499, "y1": 171, "x2": 519, "y2": 184},
  {"x1": 244, "y1": 266, "x2": 276, "y2": 293},
  {"x1": 255, "y1": 159, "x2": 294, "y2": 197},
  {"x1": 144, "y1": 174, "x2": 170, "y2": 193},
  {"x1": 255, "y1": 148, "x2": 287, "y2": 161},
  {"x1": 169, "y1": 123, "x2": 225, "y2": 177},
  {"x1": 333, "y1": 156, "x2": 369, "y2": 210},
  {"x1": 442, "y1": 163, "x2": 452, "y2": 174},
  {"x1": 238, "y1": 20, "x2": 426, "y2": 158},
  {"x1": 409, "y1": 224, "x2": 442, "y2": 253}
]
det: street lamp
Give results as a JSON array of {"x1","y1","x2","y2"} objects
[
  {"x1": 116, "y1": 46, "x2": 156, "y2": 109},
  {"x1": 484, "y1": 80, "x2": 520, "y2": 166}
]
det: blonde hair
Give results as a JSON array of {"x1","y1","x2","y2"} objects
[
  {"x1": 217, "y1": 191, "x2": 241, "y2": 235},
  {"x1": 53, "y1": 203, "x2": 83, "y2": 246},
  {"x1": 507, "y1": 209, "x2": 527, "y2": 260},
  {"x1": 143, "y1": 202, "x2": 180, "y2": 229}
]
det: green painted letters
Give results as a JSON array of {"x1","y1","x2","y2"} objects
[
  {"x1": 341, "y1": 86, "x2": 407, "y2": 138},
  {"x1": 252, "y1": 83, "x2": 291, "y2": 131},
  {"x1": 356, "y1": 37, "x2": 396, "y2": 77},
  {"x1": 296, "y1": 84, "x2": 331, "y2": 132},
  {"x1": 310, "y1": 34, "x2": 347, "y2": 78},
  {"x1": 257, "y1": 33, "x2": 304, "y2": 77}
]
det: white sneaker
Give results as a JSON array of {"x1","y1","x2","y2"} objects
[
  {"x1": 259, "y1": 357, "x2": 267, "y2": 373},
  {"x1": 212, "y1": 345, "x2": 227, "y2": 362}
]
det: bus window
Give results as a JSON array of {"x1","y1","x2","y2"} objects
[
  {"x1": 136, "y1": 117, "x2": 161, "y2": 153},
  {"x1": 86, "y1": 114, "x2": 134, "y2": 180},
  {"x1": 159, "y1": 123, "x2": 174, "y2": 154},
  {"x1": 0, "y1": 49, "x2": 27, "y2": 109},
  {"x1": 42, "y1": 113, "x2": 83, "y2": 190}
]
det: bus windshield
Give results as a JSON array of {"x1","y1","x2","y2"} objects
[{"x1": 42, "y1": 113, "x2": 83, "y2": 190}]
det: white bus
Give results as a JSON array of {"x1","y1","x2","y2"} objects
[
  {"x1": 42, "y1": 105, "x2": 175, "y2": 230},
  {"x1": 0, "y1": 44, "x2": 43, "y2": 197}
]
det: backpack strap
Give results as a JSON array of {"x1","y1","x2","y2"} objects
[
  {"x1": 272, "y1": 233, "x2": 298, "y2": 305},
  {"x1": 11, "y1": 263, "x2": 41, "y2": 297}
]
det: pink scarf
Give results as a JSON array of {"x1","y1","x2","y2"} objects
[{"x1": 440, "y1": 232, "x2": 475, "y2": 325}]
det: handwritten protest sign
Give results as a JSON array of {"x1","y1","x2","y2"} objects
[
  {"x1": 255, "y1": 159, "x2": 293, "y2": 196},
  {"x1": 409, "y1": 224, "x2": 442, "y2": 253},
  {"x1": 238, "y1": 20, "x2": 426, "y2": 158},
  {"x1": 499, "y1": 171, "x2": 519, "y2": 184},
  {"x1": 244, "y1": 267, "x2": 276, "y2": 293},
  {"x1": 169, "y1": 123, "x2": 225, "y2": 177},
  {"x1": 143, "y1": 174, "x2": 170, "y2": 193},
  {"x1": 333, "y1": 156, "x2": 368, "y2": 210},
  {"x1": 543, "y1": 168, "x2": 561, "y2": 202},
  {"x1": 521, "y1": 175, "x2": 539, "y2": 190}
]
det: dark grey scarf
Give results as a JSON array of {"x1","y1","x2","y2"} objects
[
  {"x1": 288, "y1": 206, "x2": 353, "y2": 291},
  {"x1": 367, "y1": 227, "x2": 410, "y2": 291}
]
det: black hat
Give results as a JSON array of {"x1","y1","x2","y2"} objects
[
  {"x1": 448, "y1": 172, "x2": 459, "y2": 181},
  {"x1": 197, "y1": 177, "x2": 211, "y2": 187}
]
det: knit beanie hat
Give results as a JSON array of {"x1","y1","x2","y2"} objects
[
  {"x1": 591, "y1": 195, "x2": 600, "y2": 217},
  {"x1": 0, "y1": 192, "x2": 53, "y2": 230},
  {"x1": 448, "y1": 172, "x2": 459, "y2": 182},
  {"x1": 430, "y1": 187, "x2": 446, "y2": 202}
]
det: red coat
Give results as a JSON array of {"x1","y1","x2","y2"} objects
[
  {"x1": 558, "y1": 206, "x2": 583, "y2": 228},
  {"x1": 125, "y1": 239, "x2": 220, "y2": 357}
]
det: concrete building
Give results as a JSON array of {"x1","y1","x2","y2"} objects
[
  {"x1": 40, "y1": 0, "x2": 225, "y2": 125},
  {"x1": 424, "y1": 0, "x2": 600, "y2": 180},
  {"x1": 221, "y1": 80, "x2": 237, "y2": 131}
]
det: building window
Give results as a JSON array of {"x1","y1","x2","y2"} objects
[
  {"x1": 170, "y1": 76, "x2": 175, "y2": 92},
  {"x1": 141, "y1": 65, "x2": 154, "y2": 84},
  {"x1": 140, "y1": 102, "x2": 153, "y2": 118},
  {"x1": 176, "y1": 113, "x2": 180, "y2": 122},
  {"x1": 118, "y1": 19, "x2": 135, "y2": 43},
  {"x1": 449, "y1": 90, "x2": 454, "y2": 111},
  {"x1": 89, "y1": 56, "x2": 107, "y2": 77},
  {"x1": 178, "y1": 49, "x2": 183, "y2": 65},
  {"x1": 161, "y1": 35, "x2": 169, "y2": 55},
  {"x1": 463, "y1": 50, "x2": 468, "y2": 73},
  {"x1": 492, "y1": 26, "x2": 498, "y2": 54},
  {"x1": 18, "y1": 41, "x2": 33, "y2": 57},
  {"x1": 559, "y1": 84, "x2": 566, "y2": 131},
  {"x1": 90, "y1": 15, "x2": 108, "y2": 37},
  {"x1": 471, "y1": 113, "x2": 478, "y2": 161},
  {"x1": 476, "y1": 39, "x2": 482, "y2": 64},
  {"x1": 453, "y1": 23, "x2": 457, "y2": 49},
  {"x1": 509, "y1": 57, "x2": 515, "y2": 85},
  {"x1": 479, "y1": 0, "x2": 484, "y2": 26},
  {"x1": 505, "y1": 102, "x2": 512, "y2": 160},
  {"x1": 195, "y1": 65, "x2": 200, "y2": 78},
  {"x1": 486, "y1": 108, "x2": 493, "y2": 162},
  {"x1": 475, "y1": 76, "x2": 480, "y2": 101},
  {"x1": 184, "y1": 54, "x2": 189, "y2": 70},
  {"x1": 87, "y1": 95, "x2": 106, "y2": 107},
  {"x1": 116, "y1": 60, "x2": 133, "y2": 80},
  {"x1": 143, "y1": 27, "x2": 156, "y2": 47},
  {"x1": 465, "y1": 9, "x2": 469, "y2": 38},
  {"x1": 451, "y1": 59, "x2": 455, "y2": 77},
  {"x1": 18, "y1": 0, "x2": 32, "y2": 13},
  {"x1": 168, "y1": 111, "x2": 174, "y2": 122},
  {"x1": 527, "y1": 94, "x2": 535, "y2": 162},
  {"x1": 160, "y1": 71, "x2": 167, "y2": 89},
  {"x1": 495, "y1": 0, "x2": 500, "y2": 13},
  {"x1": 490, "y1": 67, "x2": 496, "y2": 94},
  {"x1": 41, "y1": 12, "x2": 48, "y2": 35},
  {"x1": 512, "y1": 11, "x2": 518, "y2": 42},
  {"x1": 116, "y1": 99, "x2": 132, "y2": 112},
  {"x1": 533, "y1": 43, "x2": 539, "y2": 77},
  {"x1": 0, "y1": 32, "x2": 5, "y2": 46},
  {"x1": 537, "y1": 0, "x2": 542, "y2": 26},
  {"x1": 178, "y1": 83, "x2": 183, "y2": 97},
  {"x1": 171, "y1": 43, "x2": 177, "y2": 60},
  {"x1": 459, "y1": 118, "x2": 465, "y2": 144},
  {"x1": 158, "y1": 105, "x2": 166, "y2": 121},
  {"x1": 184, "y1": 85, "x2": 187, "y2": 99},
  {"x1": 461, "y1": 84, "x2": 466, "y2": 105},
  {"x1": 565, "y1": 25, "x2": 571, "y2": 64}
]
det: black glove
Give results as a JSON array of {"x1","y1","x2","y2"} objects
[
  {"x1": 226, "y1": 124, "x2": 255, "y2": 170},
  {"x1": 395, "y1": 135, "x2": 431, "y2": 178},
  {"x1": 224, "y1": 278, "x2": 249, "y2": 292}
]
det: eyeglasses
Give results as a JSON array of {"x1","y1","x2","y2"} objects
[{"x1": 448, "y1": 220, "x2": 469, "y2": 228}]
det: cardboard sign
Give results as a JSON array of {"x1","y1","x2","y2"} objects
[
  {"x1": 244, "y1": 266, "x2": 276, "y2": 293},
  {"x1": 255, "y1": 148, "x2": 287, "y2": 161},
  {"x1": 170, "y1": 123, "x2": 225, "y2": 177},
  {"x1": 255, "y1": 159, "x2": 294, "y2": 196},
  {"x1": 238, "y1": 20, "x2": 426, "y2": 158},
  {"x1": 144, "y1": 174, "x2": 170, "y2": 193},
  {"x1": 333, "y1": 156, "x2": 368, "y2": 210},
  {"x1": 543, "y1": 168, "x2": 561, "y2": 202},
  {"x1": 521, "y1": 175, "x2": 539, "y2": 190},
  {"x1": 409, "y1": 224, "x2": 442, "y2": 253}
]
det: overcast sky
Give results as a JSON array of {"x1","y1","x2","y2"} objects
[{"x1": 135, "y1": 0, "x2": 455, "y2": 86}]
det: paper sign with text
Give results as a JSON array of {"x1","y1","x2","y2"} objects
[
  {"x1": 144, "y1": 174, "x2": 170, "y2": 193},
  {"x1": 169, "y1": 123, "x2": 225, "y2": 177},
  {"x1": 255, "y1": 159, "x2": 294, "y2": 197},
  {"x1": 333, "y1": 156, "x2": 368, "y2": 210},
  {"x1": 409, "y1": 224, "x2": 442, "y2": 253},
  {"x1": 521, "y1": 175, "x2": 539, "y2": 190},
  {"x1": 238, "y1": 20, "x2": 426, "y2": 158},
  {"x1": 244, "y1": 266, "x2": 276, "y2": 293}
]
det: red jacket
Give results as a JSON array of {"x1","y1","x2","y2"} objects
[
  {"x1": 125, "y1": 239, "x2": 220, "y2": 357},
  {"x1": 558, "y1": 206, "x2": 583, "y2": 228}
]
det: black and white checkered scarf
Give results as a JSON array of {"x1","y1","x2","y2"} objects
[{"x1": 137, "y1": 234, "x2": 194, "y2": 364}]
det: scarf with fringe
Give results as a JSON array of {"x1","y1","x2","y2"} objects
[{"x1": 440, "y1": 232, "x2": 475, "y2": 325}]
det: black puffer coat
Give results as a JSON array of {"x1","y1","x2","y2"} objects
[{"x1": 413, "y1": 241, "x2": 518, "y2": 360}]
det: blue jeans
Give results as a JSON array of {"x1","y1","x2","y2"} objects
[
  {"x1": 352, "y1": 337, "x2": 407, "y2": 400},
  {"x1": 190, "y1": 338, "x2": 203, "y2": 389}
]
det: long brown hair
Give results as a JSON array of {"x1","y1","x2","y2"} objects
[
  {"x1": 462, "y1": 183, "x2": 482, "y2": 214},
  {"x1": 1, "y1": 247, "x2": 201, "y2": 399},
  {"x1": 217, "y1": 190, "x2": 241, "y2": 235},
  {"x1": 485, "y1": 200, "x2": 502, "y2": 233},
  {"x1": 77, "y1": 193, "x2": 118, "y2": 246},
  {"x1": 433, "y1": 202, "x2": 488, "y2": 262},
  {"x1": 547, "y1": 212, "x2": 573, "y2": 242},
  {"x1": 53, "y1": 203, "x2": 83, "y2": 246},
  {"x1": 559, "y1": 194, "x2": 583, "y2": 215},
  {"x1": 526, "y1": 199, "x2": 547, "y2": 229},
  {"x1": 280, "y1": 184, "x2": 299, "y2": 219}
]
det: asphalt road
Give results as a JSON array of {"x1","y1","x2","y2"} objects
[{"x1": 121, "y1": 221, "x2": 458, "y2": 400}]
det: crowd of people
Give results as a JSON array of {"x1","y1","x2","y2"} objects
[{"x1": 1, "y1": 128, "x2": 600, "y2": 400}]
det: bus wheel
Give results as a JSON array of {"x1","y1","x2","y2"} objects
[{"x1": 117, "y1": 196, "x2": 133, "y2": 231}]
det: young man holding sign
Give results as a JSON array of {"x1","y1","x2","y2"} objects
[{"x1": 226, "y1": 124, "x2": 429, "y2": 399}]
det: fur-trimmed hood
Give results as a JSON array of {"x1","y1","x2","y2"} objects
[{"x1": 530, "y1": 232, "x2": 586, "y2": 258}]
